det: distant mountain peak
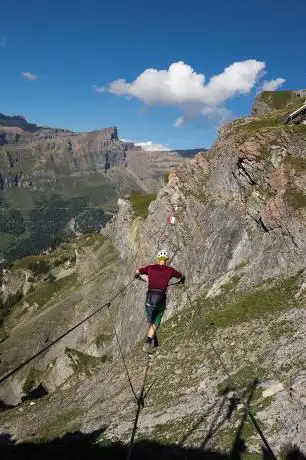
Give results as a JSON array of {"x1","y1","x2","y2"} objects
[{"x1": 0, "y1": 113, "x2": 39, "y2": 133}]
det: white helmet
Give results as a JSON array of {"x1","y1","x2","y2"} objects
[{"x1": 157, "y1": 249, "x2": 169, "y2": 260}]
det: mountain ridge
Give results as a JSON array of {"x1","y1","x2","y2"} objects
[{"x1": 0, "y1": 113, "x2": 199, "y2": 262}]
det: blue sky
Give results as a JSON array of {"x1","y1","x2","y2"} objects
[{"x1": 0, "y1": 0, "x2": 305, "y2": 149}]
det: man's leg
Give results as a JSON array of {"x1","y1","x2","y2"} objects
[
  {"x1": 149, "y1": 309, "x2": 164, "y2": 348},
  {"x1": 143, "y1": 306, "x2": 155, "y2": 352},
  {"x1": 148, "y1": 323, "x2": 156, "y2": 340},
  {"x1": 143, "y1": 291, "x2": 165, "y2": 352}
]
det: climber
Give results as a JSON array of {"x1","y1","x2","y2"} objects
[{"x1": 135, "y1": 250, "x2": 185, "y2": 353}]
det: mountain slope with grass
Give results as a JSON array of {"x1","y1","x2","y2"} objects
[
  {"x1": 0, "y1": 116, "x2": 194, "y2": 263},
  {"x1": 0, "y1": 90, "x2": 305, "y2": 458}
]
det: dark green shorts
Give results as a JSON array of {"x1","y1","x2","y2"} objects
[
  {"x1": 145, "y1": 288, "x2": 166, "y2": 327},
  {"x1": 145, "y1": 306, "x2": 165, "y2": 327}
]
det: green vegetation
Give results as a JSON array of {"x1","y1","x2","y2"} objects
[
  {"x1": 12, "y1": 254, "x2": 48, "y2": 271},
  {"x1": 284, "y1": 155, "x2": 306, "y2": 173},
  {"x1": 210, "y1": 418, "x2": 262, "y2": 454},
  {"x1": 78, "y1": 232, "x2": 106, "y2": 249},
  {"x1": 260, "y1": 90, "x2": 294, "y2": 110},
  {"x1": 65, "y1": 347, "x2": 105, "y2": 376},
  {"x1": 0, "y1": 207, "x2": 25, "y2": 236},
  {"x1": 137, "y1": 415, "x2": 195, "y2": 445},
  {"x1": 197, "y1": 274, "x2": 299, "y2": 330},
  {"x1": 95, "y1": 332, "x2": 112, "y2": 347},
  {"x1": 285, "y1": 189, "x2": 306, "y2": 209},
  {"x1": 37, "y1": 407, "x2": 83, "y2": 441},
  {"x1": 28, "y1": 259, "x2": 50, "y2": 276},
  {"x1": 16, "y1": 272, "x2": 78, "y2": 310},
  {"x1": 0, "y1": 291, "x2": 23, "y2": 326},
  {"x1": 235, "y1": 259, "x2": 249, "y2": 270},
  {"x1": 163, "y1": 171, "x2": 170, "y2": 183},
  {"x1": 156, "y1": 274, "x2": 300, "y2": 348},
  {"x1": 0, "y1": 186, "x2": 114, "y2": 263},
  {"x1": 128, "y1": 192, "x2": 157, "y2": 218},
  {"x1": 217, "y1": 365, "x2": 267, "y2": 394},
  {"x1": 12, "y1": 245, "x2": 76, "y2": 272},
  {"x1": 237, "y1": 116, "x2": 281, "y2": 135},
  {"x1": 22, "y1": 367, "x2": 41, "y2": 393},
  {"x1": 0, "y1": 234, "x2": 15, "y2": 250}
]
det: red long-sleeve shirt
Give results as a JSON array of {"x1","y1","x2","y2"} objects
[{"x1": 138, "y1": 264, "x2": 182, "y2": 290}]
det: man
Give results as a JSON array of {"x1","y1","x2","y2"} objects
[{"x1": 135, "y1": 249, "x2": 185, "y2": 353}]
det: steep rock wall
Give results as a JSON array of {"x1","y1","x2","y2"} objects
[{"x1": 104, "y1": 122, "x2": 306, "y2": 354}]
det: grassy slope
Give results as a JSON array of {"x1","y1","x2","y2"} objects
[
  {"x1": 5, "y1": 272, "x2": 303, "y2": 449},
  {"x1": 127, "y1": 192, "x2": 157, "y2": 218},
  {"x1": 135, "y1": 273, "x2": 304, "y2": 452},
  {"x1": 0, "y1": 172, "x2": 118, "y2": 262},
  {"x1": 260, "y1": 90, "x2": 303, "y2": 111},
  {"x1": 0, "y1": 233, "x2": 114, "y2": 335}
]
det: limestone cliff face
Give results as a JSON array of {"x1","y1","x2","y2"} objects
[
  {"x1": 0, "y1": 125, "x2": 132, "y2": 188},
  {"x1": 0, "y1": 115, "x2": 191, "y2": 263},
  {"x1": 104, "y1": 119, "x2": 305, "y2": 353}
]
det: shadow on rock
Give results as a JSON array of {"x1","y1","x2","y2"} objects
[
  {"x1": 0, "y1": 429, "x2": 233, "y2": 460},
  {"x1": 0, "y1": 429, "x2": 305, "y2": 460}
]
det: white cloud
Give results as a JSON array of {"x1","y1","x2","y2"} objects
[
  {"x1": 0, "y1": 36, "x2": 7, "y2": 48},
  {"x1": 21, "y1": 71, "x2": 39, "y2": 80},
  {"x1": 92, "y1": 84, "x2": 105, "y2": 93},
  {"x1": 120, "y1": 138, "x2": 171, "y2": 151},
  {"x1": 261, "y1": 77, "x2": 286, "y2": 91},
  {"x1": 107, "y1": 60, "x2": 267, "y2": 126},
  {"x1": 134, "y1": 141, "x2": 171, "y2": 151},
  {"x1": 174, "y1": 116, "x2": 184, "y2": 127}
]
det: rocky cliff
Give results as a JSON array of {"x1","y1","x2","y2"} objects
[
  {"x1": 0, "y1": 115, "x2": 191, "y2": 262},
  {"x1": 252, "y1": 89, "x2": 306, "y2": 116},
  {"x1": 0, "y1": 97, "x2": 305, "y2": 457}
]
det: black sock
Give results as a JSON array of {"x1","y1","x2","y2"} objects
[{"x1": 146, "y1": 336, "x2": 152, "y2": 344}]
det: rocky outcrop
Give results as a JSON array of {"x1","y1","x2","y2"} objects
[
  {"x1": 101, "y1": 121, "x2": 305, "y2": 356},
  {"x1": 0, "y1": 126, "x2": 132, "y2": 185},
  {"x1": 0, "y1": 113, "x2": 40, "y2": 133},
  {"x1": 252, "y1": 89, "x2": 306, "y2": 116},
  {"x1": 0, "y1": 116, "x2": 193, "y2": 191}
]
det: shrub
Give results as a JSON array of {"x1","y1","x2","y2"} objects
[
  {"x1": 28, "y1": 259, "x2": 50, "y2": 276},
  {"x1": 128, "y1": 192, "x2": 157, "y2": 219}
]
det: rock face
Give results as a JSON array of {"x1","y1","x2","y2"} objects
[
  {"x1": 103, "y1": 118, "x2": 306, "y2": 354},
  {"x1": 0, "y1": 124, "x2": 132, "y2": 187},
  {"x1": 0, "y1": 113, "x2": 41, "y2": 133},
  {"x1": 0, "y1": 99, "x2": 305, "y2": 456},
  {"x1": 252, "y1": 89, "x2": 306, "y2": 116},
  {"x1": 0, "y1": 115, "x2": 192, "y2": 262},
  {"x1": 0, "y1": 118, "x2": 190, "y2": 191}
]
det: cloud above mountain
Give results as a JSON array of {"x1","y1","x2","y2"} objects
[
  {"x1": 261, "y1": 77, "x2": 286, "y2": 91},
  {"x1": 107, "y1": 60, "x2": 285, "y2": 126},
  {"x1": 121, "y1": 138, "x2": 170, "y2": 151},
  {"x1": 21, "y1": 72, "x2": 39, "y2": 80},
  {"x1": 134, "y1": 141, "x2": 171, "y2": 151}
]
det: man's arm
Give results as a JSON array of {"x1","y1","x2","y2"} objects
[
  {"x1": 170, "y1": 267, "x2": 185, "y2": 283},
  {"x1": 135, "y1": 265, "x2": 149, "y2": 278}
]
